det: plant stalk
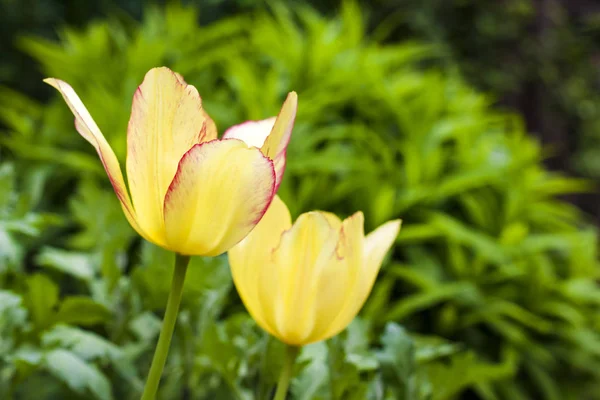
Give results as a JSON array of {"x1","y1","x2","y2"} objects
[
  {"x1": 273, "y1": 344, "x2": 300, "y2": 400},
  {"x1": 141, "y1": 254, "x2": 190, "y2": 400}
]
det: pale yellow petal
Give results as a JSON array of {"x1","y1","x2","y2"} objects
[
  {"x1": 321, "y1": 212, "x2": 342, "y2": 230},
  {"x1": 203, "y1": 110, "x2": 218, "y2": 142},
  {"x1": 126, "y1": 67, "x2": 209, "y2": 244},
  {"x1": 363, "y1": 220, "x2": 402, "y2": 278},
  {"x1": 260, "y1": 92, "x2": 298, "y2": 189},
  {"x1": 285, "y1": 210, "x2": 347, "y2": 344},
  {"x1": 163, "y1": 139, "x2": 275, "y2": 256},
  {"x1": 174, "y1": 70, "x2": 218, "y2": 141},
  {"x1": 321, "y1": 218, "x2": 400, "y2": 339},
  {"x1": 261, "y1": 92, "x2": 297, "y2": 159},
  {"x1": 272, "y1": 155, "x2": 286, "y2": 190},
  {"x1": 269, "y1": 212, "x2": 339, "y2": 345},
  {"x1": 301, "y1": 253, "x2": 349, "y2": 344},
  {"x1": 314, "y1": 212, "x2": 367, "y2": 340},
  {"x1": 229, "y1": 195, "x2": 292, "y2": 336},
  {"x1": 43, "y1": 78, "x2": 148, "y2": 242}
]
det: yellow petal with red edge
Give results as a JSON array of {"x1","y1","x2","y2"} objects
[
  {"x1": 262, "y1": 93, "x2": 298, "y2": 188},
  {"x1": 43, "y1": 78, "x2": 149, "y2": 242},
  {"x1": 174, "y1": 71, "x2": 218, "y2": 141},
  {"x1": 261, "y1": 92, "x2": 297, "y2": 159},
  {"x1": 126, "y1": 67, "x2": 210, "y2": 244},
  {"x1": 229, "y1": 195, "x2": 292, "y2": 336},
  {"x1": 202, "y1": 110, "x2": 218, "y2": 142},
  {"x1": 223, "y1": 115, "x2": 291, "y2": 189},
  {"x1": 321, "y1": 218, "x2": 400, "y2": 340},
  {"x1": 163, "y1": 138, "x2": 276, "y2": 256}
]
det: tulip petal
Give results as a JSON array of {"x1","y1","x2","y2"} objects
[
  {"x1": 321, "y1": 218, "x2": 400, "y2": 340},
  {"x1": 163, "y1": 139, "x2": 276, "y2": 256},
  {"x1": 363, "y1": 220, "x2": 402, "y2": 280},
  {"x1": 202, "y1": 110, "x2": 219, "y2": 142},
  {"x1": 174, "y1": 72, "x2": 218, "y2": 141},
  {"x1": 321, "y1": 212, "x2": 342, "y2": 230},
  {"x1": 126, "y1": 67, "x2": 211, "y2": 243},
  {"x1": 261, "y1": 92, "x2": 297, "y2": 159},
  {"x1": 261, "y1": 92, "x2": 297, "y2": 189},
  {"x1": 229, "y1": 195, "x2": 292, "y2": 335},
  {"x1": 268, "y1": 212, "x2": 340, "y2": 345},
  {"x1": 222, "y1": 118, "x2": 276, "y2": 148},
  {"x1": 305, "y1": 212, "x2": 365, "y2": 343},
  {"x1": 43, "y1": 78, "x2": 147, "y2": 240},
  {"x1": 224, "y1": 93, "x2": 297, "y2": 189},
  {"x1": 223, "y1": 116, "x2": 292, "y2": 189}
]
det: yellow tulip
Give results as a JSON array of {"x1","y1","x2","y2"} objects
[
  {"x1": 45, "y1": 67, "x2": 297, "y2": 256},
  {"x1": 228, "y1": 196, "x2": 401, "y2": 346}
]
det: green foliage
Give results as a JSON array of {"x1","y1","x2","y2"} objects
[
  {"x1": 392, "y1": 0, "x2": 600, "y2": 178},
  {"x1": 1, "y1": 1, "x2": 599, "y2": 399}
]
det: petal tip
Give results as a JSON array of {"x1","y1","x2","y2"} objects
[
  {"x1": 43, "y1": 78, "x2": 62, "y2": 90},
  {"x1": 345, "y1": 211, "x2": 365, "y2": 225},
  {"x1": 388, "y1": 219, "x2": 403, "y2": 236},
  {"x1": 283, "y1": 91, "x2": 298, "y2": 113}
]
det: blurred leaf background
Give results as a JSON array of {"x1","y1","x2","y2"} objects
[{"x1": 1, "y1": 0, "x2": 600, "y2": 399}]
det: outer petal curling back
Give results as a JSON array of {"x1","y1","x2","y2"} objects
[
  {"x1": 163, "y1": 139, "x2": 276, "y2": 256},
  {"x1": 43, "y1": 78, "x2": 147, "y2": 241}
]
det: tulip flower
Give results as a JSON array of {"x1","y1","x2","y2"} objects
[
  {"x1": 229, "y1": 196, "x2": 400, "y2": 398},
  {"x1": 229, "y1": 195, "x2": 401, "y2": 345},
  {"x1": 44, "y1": 67, "x2": 297, "y2": 400},
  {"x1": 44, "y1": 67, "x2": 297, "y2": 257}
]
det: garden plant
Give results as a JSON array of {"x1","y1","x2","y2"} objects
[{"x1": 1, "y1": 2, "x2": 599, "y2": 400}]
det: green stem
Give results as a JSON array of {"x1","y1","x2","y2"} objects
[
  {"x1": 273, "y1": 344, "x2": 300, "y2": 400},
  {"x1": 141, "y1": 254, "x2": 190, "y2": 400}
]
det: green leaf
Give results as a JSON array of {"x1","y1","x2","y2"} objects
[
  {"x1": 36, "y1": 247, "x2": 95, "y2": 281},
  {"x1": 42, "y1": 325, "x2": 120, "y2": 361},
  {"x1": 44, "y1": 349, "x2": 113, "y2": 400},
  {"x1": 42, "y1": 325, "x2": 140, "y2": 386},
  {"x1": 129, "y1": 311, "x2": 162, "y2": 342},
  {"x1": 386, "y1": 282, "x2": 478, "y2": 321},
  {"x1": 54, "y1": 297, "x2": 112, "y2": 326},
  {"x1": 24, "y1": 274, "x2": 59, "y2": 331},
  {"x1": 425, "y1": 351, "x2": 514, "y2": 400},
  {"x1": 291, "y1": 342, "x2": 329, "y2": 400},
  {"x1": 376, "y1": 323, "x2": 418, "y2": 400},
  {"x1": 0, "y1": 291, "x2": 28, "y2": 354}
]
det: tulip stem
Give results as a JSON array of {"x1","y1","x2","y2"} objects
[
  {"x1": 273, "y1": 344, "x2": 300, "y2": 400},
  {"x1": 141, "y1": 253, "x2": 190, "y2": 400}
]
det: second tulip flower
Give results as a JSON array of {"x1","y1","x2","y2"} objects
[{"x1": 229, "y1": 196, "x2": 401, "y2": 346}]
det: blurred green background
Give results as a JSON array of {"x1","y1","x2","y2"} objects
[{"x1": 1, "y1": 0, "x2": 600, "y2": 399}]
